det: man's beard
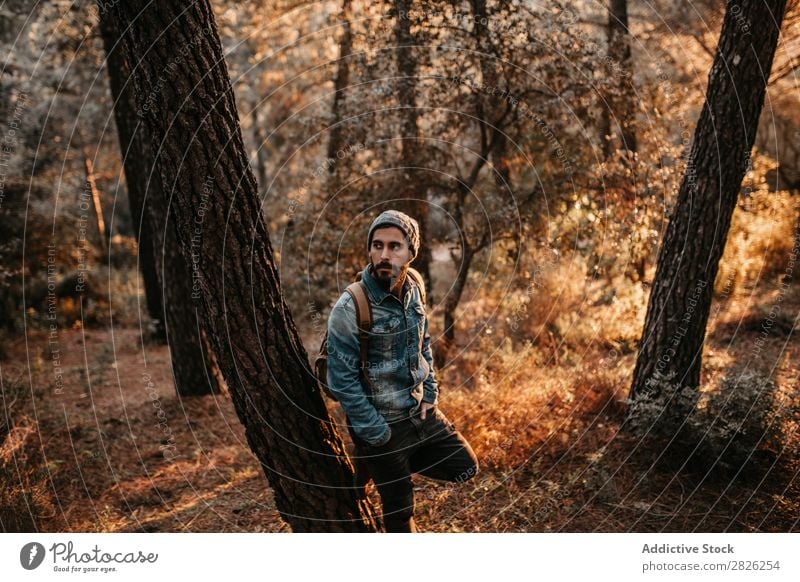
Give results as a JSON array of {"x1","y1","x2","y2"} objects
[{"x1": 373, "y1": 262, "x2": 409, "y2": 295}]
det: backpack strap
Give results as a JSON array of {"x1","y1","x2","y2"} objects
[
  {"x1": 406, "y1": 267, "x2": 427, "y2": 306},
  {"x1": 344, "y1": 281, "x2": 374, "y2": 395}
]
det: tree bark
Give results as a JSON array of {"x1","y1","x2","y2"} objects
[
  {"x1": 629, "y1": 0, "x2": 788, "y2": 401},
  {"x1": 106, "y1": 0, "x2": 379, "y2": 531},
  {"x1": 99, "y1": 9, "x2": 223, "y2": 395},
  {"x1": 252, "y1": 108, "x2": 269, "y2": 198},
  {"x1": 97, "y1": 15, "x2": 164, "y2": 337}
]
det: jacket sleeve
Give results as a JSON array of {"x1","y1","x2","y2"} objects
[
  {"x1": 420, "y1": 309, "x2": 439, "y2": 406},
  {"x1": 326, "y1": 293, "x2": 391, "y2": 446}
]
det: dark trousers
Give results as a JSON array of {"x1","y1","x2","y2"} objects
[{"x1": 349, "y1": 406, "x2": 479, "y2": 532}]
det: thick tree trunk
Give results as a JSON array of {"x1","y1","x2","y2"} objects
[
  {"x1": 157, "y1": 214, "x2": 224, "y2": 397},
  {"x1": 98, "y1": 16, "x2": 163, "y2": 335},
  {"x1": 98, "y1": 16, "x2": 164, "y2": 338},
  {"x1": 602, "y1": 0, "x2": 637, "y2": 157},
  {"x1": 106, "y1": 0, "x2": 379, "y2": 531},
  {"x1": 393, "y1": 0, "x2": 433, "y2": 303},
  {"x1": 99, "y1": 10, "x2": 222, "y2": 395},
  {"x1": 629, "y1": 0, "x2": 788, "y2": 400}
]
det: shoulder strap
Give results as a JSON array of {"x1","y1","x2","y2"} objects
[
  {"x1": 405, "y1": 267, "x2": 427, "y2": 306},
  {"x1": 344, "y1": 281, "x2": 374, "y2": 394}
]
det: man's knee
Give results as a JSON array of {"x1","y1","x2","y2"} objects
[
  {"x1": 436, "y1": 442, "x2": 479, "y2": 483},
  {"x1": 454, "y1": 459, "x2": 479, "y2": 483}
]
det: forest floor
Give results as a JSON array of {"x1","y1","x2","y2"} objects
[{"x1": 1, "y1": 279, "x2": 799, "y2": 533}]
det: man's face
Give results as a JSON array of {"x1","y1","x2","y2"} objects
[{"x1": 369, "y1": 226, "x2": 412, "y2": 289}]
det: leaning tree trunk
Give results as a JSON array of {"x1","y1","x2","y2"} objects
[
  {"x1": 99, "y1": 12, "x2": 222, "y2": 396},
  {"x1": 393, "y1": 0, "x2": 433, "y2": 302},
  {"x1": 629, "y1": 0, "x2": 788, "y2": 401},
  {"x1": 252, "y1": 109, "x2": 269, "y2": 199},
  {"x1": 106, "y1": 0, "x2": 379, "y2": 532},
  {"x1": 98, "y1": 14, "x2": 163, "y2": 338}
]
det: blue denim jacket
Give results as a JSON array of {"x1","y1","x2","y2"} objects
[{"x1": 326, "y1": 263, "x2": 439, "y2": 446}]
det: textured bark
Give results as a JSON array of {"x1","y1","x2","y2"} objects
[
  {"x1": 252, "y1": 109, "x2": 269, "y2": 197},
  {"x1": 157, "y1": 212, "x2": 223, "y2": 397},
  {"x1": 630, "y1": 0, "x2": 788, "y2": 400},
  {"x1": 601, "y1": 0, "x2": 637, "y2": 157},
  {"x1": 99, "y1": 10, "x2": 222, "y2": 395},
  {"x1": 98, "y1": 14, "x2": 163, "y2": 336},
  {"x1": 393, "y1": 0, "x2": 433, "y2": 303},
  {"x1": 106, "y1": 0, "x2": 379, "y2": 531}
]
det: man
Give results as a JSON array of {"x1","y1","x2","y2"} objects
[{"x1": 326, "y1": 209, "x2": 479, "y2": 532}]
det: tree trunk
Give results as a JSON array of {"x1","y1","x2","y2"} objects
[
  {"x1": 629, "y1": 0, "x2": 788, "y2": 401},
  {"x1": 326, "y1": 0, "x2": 353, "y2": 185},
  {"x1": 252, "y1": 108, "x2": 269, "y2": 198},
  {"x1": 602, "y1": 0, "x2": 637, "y2": 157},
  {"x1": 157, "y1": 213, "x2": 224, "y2": 397},
  {"x1": 97, "y1": 14, "x2": 164, "y2": 338},
  {"x1": 438, "y1": 0, "x2": 511, "y2": 347},
  {"x1": 444, "y1": 245, "x2": 473, "y2": 344},
  {"x1": 393, "y1": 0, "x2": 433, "y2": 304},
  {"x1": 99, "y1": 9, "x2": 222, "y2": 395},
  {"x1": 106, "y1": 0, "x2": 379, "y2": 532},
  {"x1": 470, "y1": 0, "x2": 513, "y2": 192}
]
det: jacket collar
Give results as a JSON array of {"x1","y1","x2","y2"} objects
[{"x1": 361, "y1": 263, "x2": 412, "y2": 306}]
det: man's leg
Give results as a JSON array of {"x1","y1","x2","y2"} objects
[
  {"x1": 350, "y1": 419, "x2": 419, "y2": 532},
  {"x1": 410, "y1": 407, "x2": 479, "y2": 483}
]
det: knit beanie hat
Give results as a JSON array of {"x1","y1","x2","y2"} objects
[{"x1": 367, "y1": 210, "x2": 420, "y2": 262}]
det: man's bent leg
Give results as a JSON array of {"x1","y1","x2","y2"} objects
[{"x1": 410, "y1": 408, "x2": 479, "y2": 483}]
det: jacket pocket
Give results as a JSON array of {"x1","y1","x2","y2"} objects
[{"x1": 370, "y1": 315, "x2": 402, "y2": 358}]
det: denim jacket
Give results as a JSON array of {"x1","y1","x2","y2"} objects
[{"x1": 326, "y1": 263, "x2": 439, "y2": 446}]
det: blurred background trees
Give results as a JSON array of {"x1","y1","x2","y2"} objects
[
  {"x1": 2, "y1": 0, "x2": 799, "y2": 531},
  {"x1": 1, "y1": 0, "x2": 797, "y2": 365}
]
